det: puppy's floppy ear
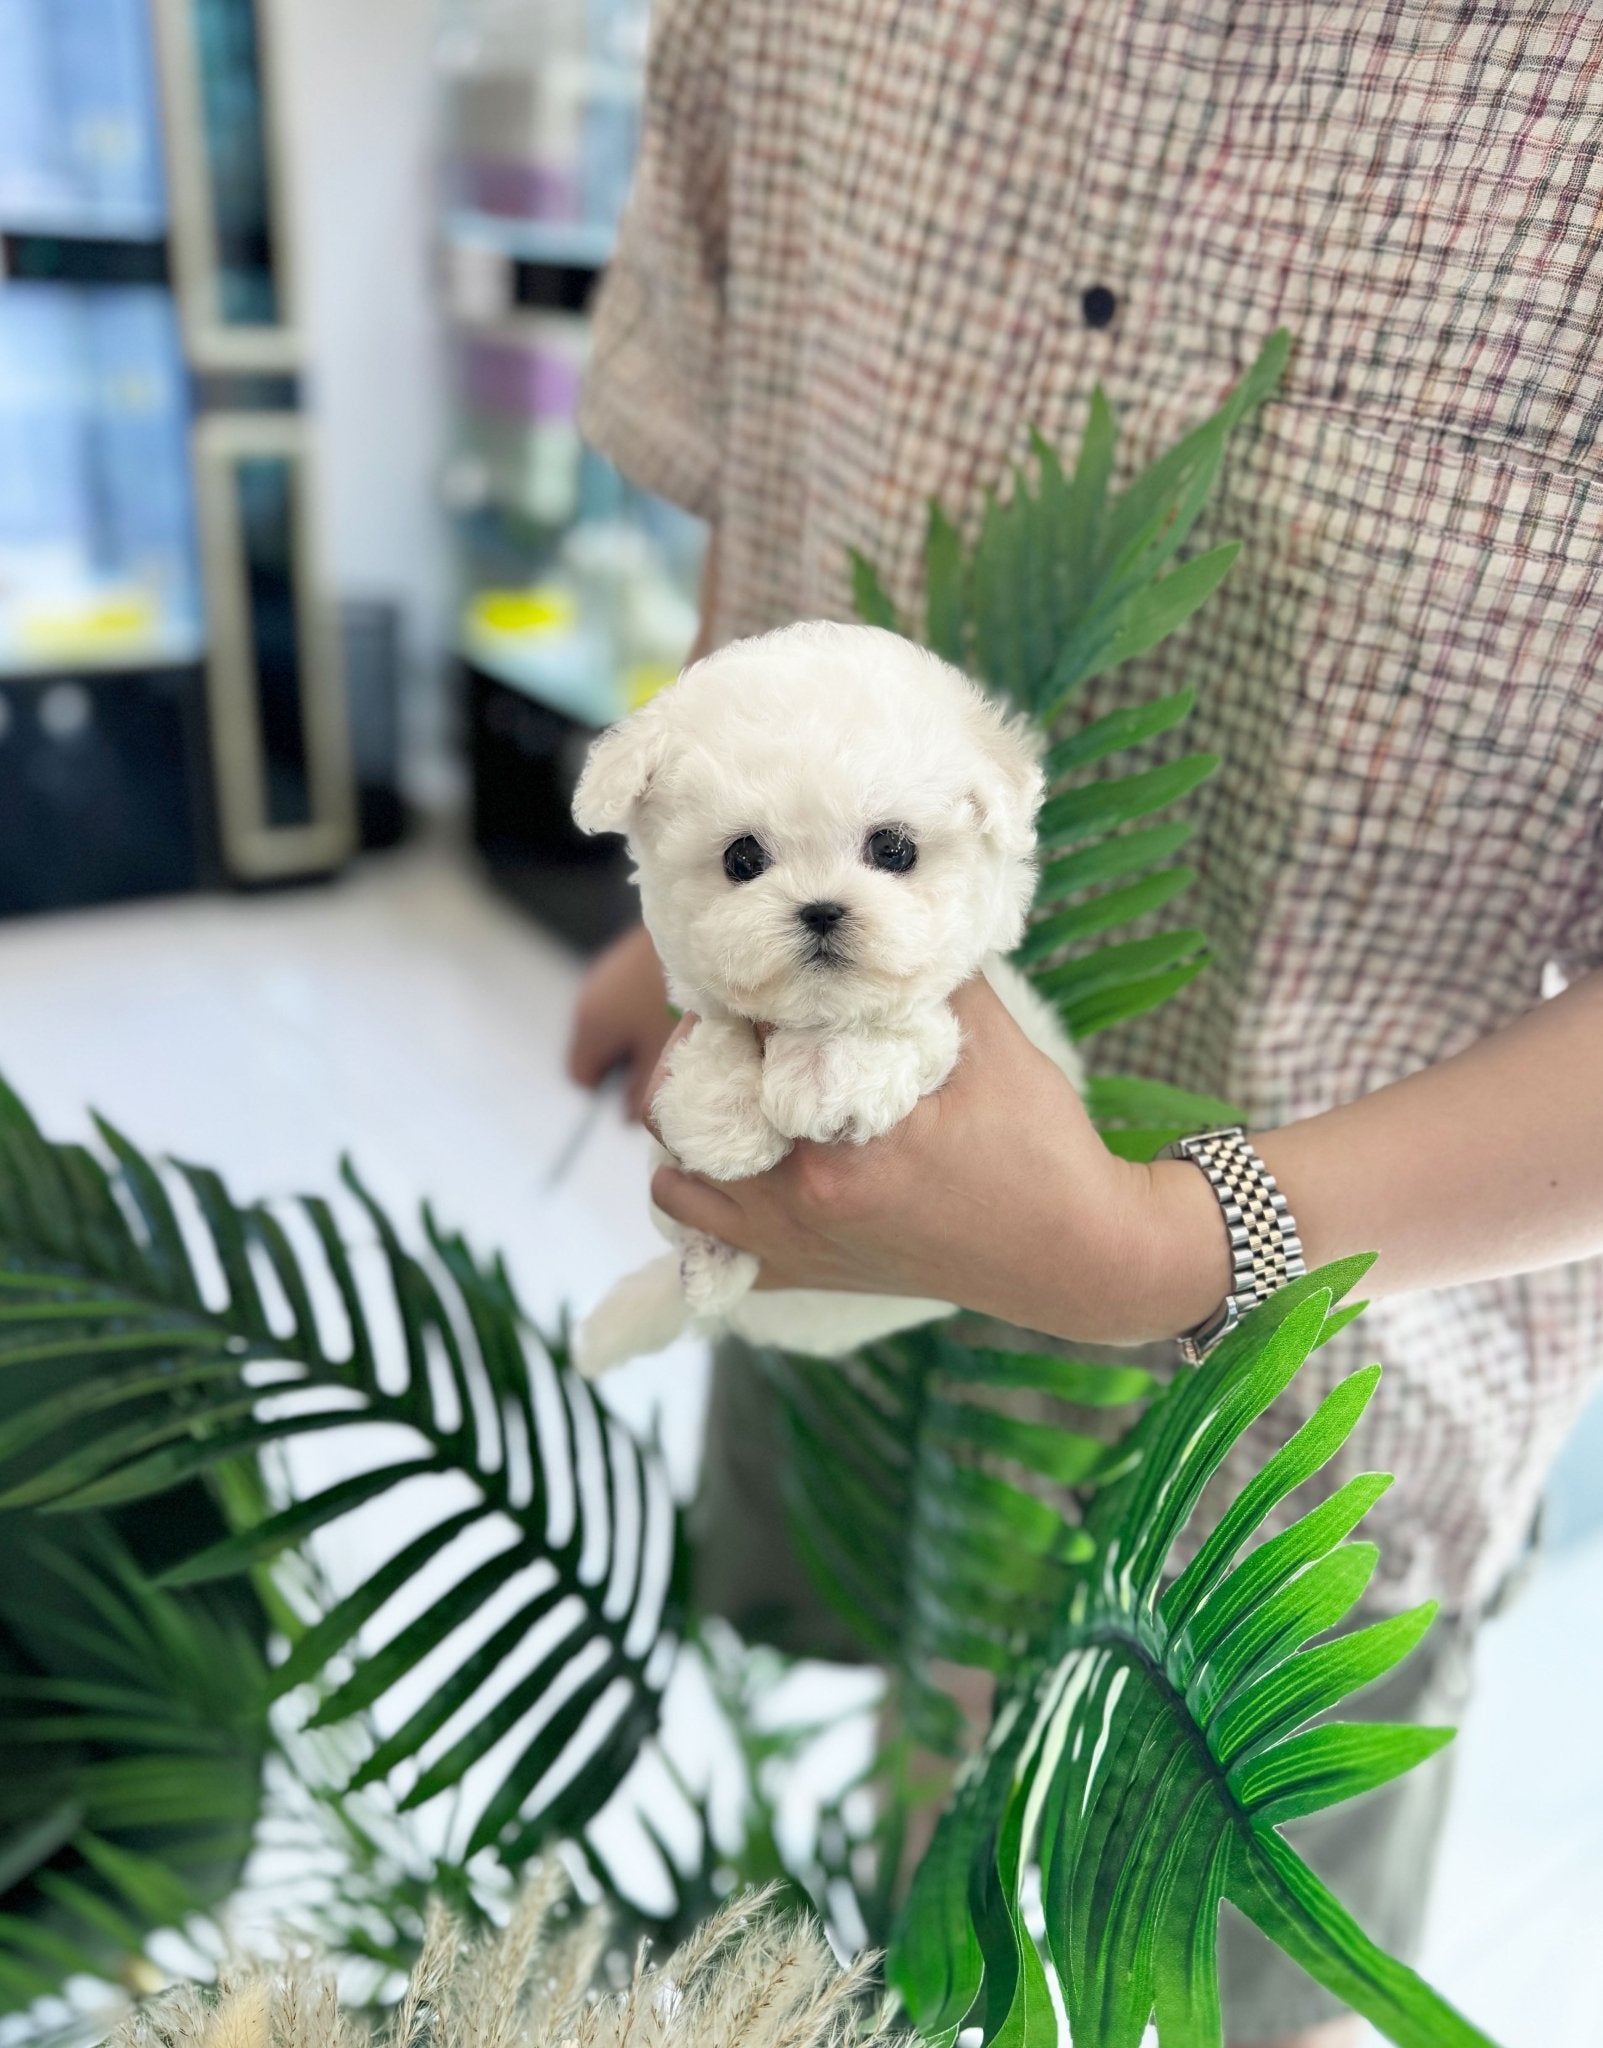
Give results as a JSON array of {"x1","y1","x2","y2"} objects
[
  {"x1": 572, "y1": 702, "x2": 672, "y2": 836},
  {"x1": 961, "y1": 691, "x2": 1046, "y2": 860}
]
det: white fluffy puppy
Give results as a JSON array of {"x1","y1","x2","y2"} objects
[{"x1": 570, "y1": 619, "x2": 1083, "y2": 1374}]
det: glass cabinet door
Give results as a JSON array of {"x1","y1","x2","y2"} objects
[
  {"x1": 192, "y1": 414, "x2": 353, "y2": 877},
  {"x1": 149, "y1": 0, "x2": 297, "y2": 368}
]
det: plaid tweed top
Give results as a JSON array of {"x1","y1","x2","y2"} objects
[{"x1": 580, "y1": 0, "x2": 1603, "y2": 1618}]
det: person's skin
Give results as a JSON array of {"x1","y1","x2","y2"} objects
[
  {"x1": 567, "y1": 919, "x2": 679, "y2": 1120},
  {"x1": 639, "y1": 965, "x2": 1603, "y2": 1337}
]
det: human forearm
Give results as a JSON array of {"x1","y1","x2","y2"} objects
[
  {"x1": 1242, "y1": 969, "x2": 1603, "y2": 1299},
  {"x1": 649, "y1": 973, "x2": 1603, "y2": 1351},
  {"x1": 1132, "y1": 970, "x2": 1603, "y2": 1344}
]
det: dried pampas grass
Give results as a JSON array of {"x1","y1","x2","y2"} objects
[{"x1": 102, "y1": 1877, "x2": 905, "y2": 2048}]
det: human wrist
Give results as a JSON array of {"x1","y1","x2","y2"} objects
[
  {"x1": 1011, "y1": 1149, "x2": 1231, "y2": 1348},
  {"x1": 1115, "y1": 1155, "x2": 1237, "y2": 1345}
]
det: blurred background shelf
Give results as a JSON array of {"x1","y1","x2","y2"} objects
[
  {"x1": 0, "y1": 214, "x2": 169, "y2": 250},
  {"x1": 0, "y1": 0, "x2": 368, "y2": 916},
  {"x1": 435, "y1": 0, "x2": 703, "y2": 952},
  {"x1": 0, "y1": 0, "x2": 696, "y2": 949},
  {"x1": 444, "y1": 205, "x2": 615, "y2": 269},
  {"x1": 0, "y1": 629, "x2": 208, "y2": 677}
]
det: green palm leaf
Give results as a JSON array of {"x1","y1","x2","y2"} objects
[
  {"x1": 889, "y1": 1260, "x2": 1499, "y2": 2048},
  {"x1": 807, "y1": 347, "x2": 1286, "y2": 1792},
  {"x1": 851, "y1": 341, "x2": 1286, "y2": 1115},
  {"x1": 0, "y1": 1521, "x2": 267, "y2": 2006},
  {"x1": 935, "y1": 331, "x2": 1290, "y2": 724},
  {"x1": 0, "y1": 1075, "x2": 688, "y2": 1898},
  {"x1": 763, "y1": 1333, "x2": 1154, "y2": 1763}
]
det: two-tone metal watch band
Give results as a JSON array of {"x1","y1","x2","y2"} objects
[{"x1": 1161, "y1": 1125, "x2": 1307, "y2": 1364}]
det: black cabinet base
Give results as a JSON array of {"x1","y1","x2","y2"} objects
[
  {"x1": 0, "y1": 664, "x2": 222, "y2": 918},
  {"x1": 466, "y1": 662, "x2": 637, "y2": 955}
]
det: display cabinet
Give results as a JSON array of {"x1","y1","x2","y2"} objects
[
  {"x1": 0, "y1": 0, "x2": 354, "y2": 914},
  {"x1": 435, "y1": 0, "x2": 703, "y2": 949}
]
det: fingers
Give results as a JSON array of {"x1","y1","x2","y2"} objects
[
  {"x1": 566, "y1": 1022, "x2": 617, "y2": 1089},
  {"x1": 651, "y1": 1162, "x2": 744, "y2": 1240}
]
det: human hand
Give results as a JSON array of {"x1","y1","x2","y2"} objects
[
  {"x1": 647, "y1": 977, "x2": 1230, "y2": 1346},
  {"x1": 567, "y1": 922, "x2": 677, "y2": 1119}
]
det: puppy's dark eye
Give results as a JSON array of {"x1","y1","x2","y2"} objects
[
  {"x1": 723, "y1": 835, "x2": 771, "y2": 883},
  {"x1": 865, "y1": 827, "x2": 918, "y2": 874}
]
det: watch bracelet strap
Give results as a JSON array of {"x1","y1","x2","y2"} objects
[{"x1": 1162, "y1": 1125, "x2": 1306, "y2": 1361}]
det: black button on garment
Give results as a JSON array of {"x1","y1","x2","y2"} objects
[{"x1": 1081, "y1": 284, "x2": 1117, "y2": 329}]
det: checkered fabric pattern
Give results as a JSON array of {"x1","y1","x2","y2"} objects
[{"x1": 580, "y1": 0, "x2": 1603, "y2": 1618}]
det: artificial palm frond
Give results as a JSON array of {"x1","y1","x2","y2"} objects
[
  {"x1": 783, "y1": 340, "x2": 1286, "y2": 1783},
  {"x1": 854, "y1": 327, "x2": 1288, "y2": 1077},
  {"x1": 106, "y1": 1879, "x2": 901, "y2": 2048},
  {"x1": 826, "y1": 349, "x2": 1504, "y2": 2042},
  {"x1": 889, "y1": 1259, "x2": 1498, "y2": 2048},
  {"x1": 763, "y1": 1333, "x2": 1152, "y2": 1762},
  {"x1": 0, "y1": 1524, "x2": 268, "y2": 2009},
  {"x1": 0, "y1": 1074, "x2": 688, "y2": 2002}
]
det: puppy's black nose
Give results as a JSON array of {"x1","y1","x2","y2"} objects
[{"x1": 797, "y1": 900, "x2": 846, "y2": 935}]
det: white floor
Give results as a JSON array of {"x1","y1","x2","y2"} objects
[{"x1": 0, "y1": 838, "x2": 1595, "y2": 2046}]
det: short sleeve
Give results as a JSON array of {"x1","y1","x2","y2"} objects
[
  {"x1": 1556, "y1": 798, "x2": 1603, "y2": 978},
  {"x1": 578, "y1": 0, "x2": 730, "y2": 521}
]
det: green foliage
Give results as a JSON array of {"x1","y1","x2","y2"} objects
[
  {"x1": 888, "y1": 1263, "x2": 1496, "y2": 2047},
  {"x1": 792, "y1": 344, "x2": 1290, "y2": 1755},
  {"x1": 0, "y1": 334, "x2": 1505, "y2": 2048},
  {"x1": 0, "y1": 1073, "x2": 687, "y2": 2004},
  {"x1": 764, "y1": 1333, "x2": 1154, "y2": 1762},
  {"x1": 0, "y1": 1523, "x2": 268, "y2": 2007},
  {"x1": 889, "y1": 337, "x2": 1290, "y2": 1089},
  {"x1": 910, "y1": 332, "x2": 1287, "y2": 724},
  {"x1": 813, "y1": 344, "x2": 1504, "y2": 2045}
]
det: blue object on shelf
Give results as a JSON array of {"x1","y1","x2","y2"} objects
[
  {"x1": 88, "y1": 287, "x2": 204, "y2": 640},
  {"x1": 579, "y1": 90, "x2": 639, "y2": 231},
  {"x1": 0, "y1": 282, "x2": 202, "y2": 672},
  {"x1": 0, "y1": 0, "x2": 168, "y2": 237},
  {"x1": 0, "y1": 285, "x2": 88, "y2": 567}
]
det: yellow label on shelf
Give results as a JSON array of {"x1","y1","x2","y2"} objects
[
  {"x1": 469, "y1": 587, "x2": 577, "y2": 638},
  {"x1": 17, "y1": 590, "x2": 160, "y2": 657},
  {"x1": 624, "y1": 661, "x2": 679, "y2": 709}
]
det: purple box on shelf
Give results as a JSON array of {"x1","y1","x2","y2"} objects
[
  {"x1": 461, "y1": 156, "x2": 579, "y2": 222},
  {"x1": 460, "y1": 320, "x2": 586, "y2": 423}
]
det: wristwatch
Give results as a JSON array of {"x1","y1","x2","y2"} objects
[{"x1": 1161, "y1": 1125, "x2": 1306, "y2": 1363}]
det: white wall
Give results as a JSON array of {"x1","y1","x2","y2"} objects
[{"x1": 271, "y1": 0, "x2": 452, "y2": 765}]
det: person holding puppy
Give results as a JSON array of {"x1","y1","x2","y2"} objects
[{"x1": 566, "y1": 5, "x2": 1603, "y2": 2044}]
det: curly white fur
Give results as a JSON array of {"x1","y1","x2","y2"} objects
[{"x1": 570, "y1": 621, "x2": 1083, "y2": 1374}]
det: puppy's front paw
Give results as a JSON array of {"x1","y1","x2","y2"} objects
[
  {"x1": 762, "y1": 1025, "x2": 951, "y2": 1145},
  {"x1": 656, "y1": 1018, "x2": 790, "y2": 1179},
  {"x1": 680, "y1": 1231, "x2": 759, "y2": 1317}
]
